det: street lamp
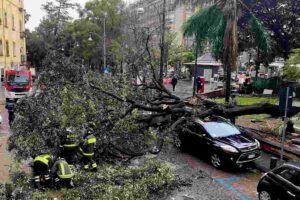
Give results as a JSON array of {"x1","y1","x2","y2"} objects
[{"x1": 88, "y1": 12, "x2": 108, "y2": 72}]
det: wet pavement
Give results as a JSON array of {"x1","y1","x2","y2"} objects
[
  {"x1": 182, "y1": 152, "x2": 262, "y2": 200},
  {"x1": 165, "y1": 79, "x2": 279, "y2": 200},
  {"x1": 164, "y1": 79, "x2": 218, "y2": 99},
  {"x1": 0, "y1": 94, "x2": 11, "y2": 183}
]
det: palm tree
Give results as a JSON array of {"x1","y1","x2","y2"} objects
[{"x1": 182, "y1": 0, "x2": 269, "y2": 102}]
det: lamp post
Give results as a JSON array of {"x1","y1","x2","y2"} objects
[
  {"x1": 88, "y1": 12, "x2": 108, "y2": 72},
  {"x1": 103, "y1": 12, "x2": 107, "y2": 70}
]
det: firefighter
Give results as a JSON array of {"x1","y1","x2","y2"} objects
[
  {"x1": 80, "y1": 128, "x2": 97, "y2": 171},
  {"x1": 32, "y1": 154, "x2": 54, "y2": 189},
  {"x1": 59, "y1": 127, "x2": 79, "y2": 169},
  {"x1": 51, "y1": 157, "x2": 74, "y2": 189}
]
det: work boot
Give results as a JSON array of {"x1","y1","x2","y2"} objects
[
  {"x1": 92, "y1": 167, "x2": 98, "y2": 172},
  {"x1": 68, "y1": 180, "x2": 74, "y2": 188}
]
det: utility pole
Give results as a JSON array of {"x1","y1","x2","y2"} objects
[
  {"x1": 193, "y1": 48, "x2": 198, "y2": 96},
  {"x1": 280, "y1": 87, "x2": 290, "y2": 162},
  {"x1": 159, "y1": 0, "x2": 166, "y2": 84},
  {"x1": 103, "y1": 13, "x2": 107, "y2": 71}
]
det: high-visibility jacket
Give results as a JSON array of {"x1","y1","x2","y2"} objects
[
  {"x1": 51, "y1": 159, "x2": 74, "y2": 179},
  {"x1": 62, "y1": 134, "x2": 78, "y2": 148},
  {"x1": 34, "y1": 154, "x2": 52, "y2": 166},
  {"x1": 80, "y1": 134, "x2": 96, "y2": 157}
]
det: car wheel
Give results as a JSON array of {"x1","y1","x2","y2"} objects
[
  {"x1": 259, "y1": 190, "x2": 273, "y2": 200},
  {"x1": 210, "y1": 153, "x2": 222, "y2": 168}
]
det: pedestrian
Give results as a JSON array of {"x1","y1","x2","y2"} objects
[
  {"x1": 80, "y1": 127, "x2": 97, "y2": 171},
  {"x1": 171, "y1": 76, "x2": 178, "y2": 91},
  {"x1": 51, "y1": 157, "x2": 74, "y2": 189},
  {"x1": 32, "y1": 153, "x2": 54, "y2": 189},
  {"x1": 196, "y1": 76, "x2": 202, "y2": 93},
  {"x1": 6, "y1": 99, "x2": 15, "y2": 126},
  {"x1": 59, "y1": 127, "x2": 79, "y2": 169},
  {"x1": 230, "y1": 94, "x2": 237, "y2": 124}
]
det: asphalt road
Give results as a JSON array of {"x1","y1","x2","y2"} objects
[
  {"x1": 157, "y1": 146, "x2": 263, "y2": 200},
  {"x1": 163, "y1": 80, "x2": 267, "y2": 200}
]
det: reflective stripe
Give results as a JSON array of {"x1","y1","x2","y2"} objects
[
  {"x1": 59, "y1": 174, "x2": 74, "y2": 179},
  {"x1": 92, "y1": 163, "x2": 97, "y2": 168},
  {"x1": 87, "y1": 138, "x2": 96, "y2": 144},
  {"x1": 58, "y1": 161, "x2": 74, "y2": 179},
  {"x1": 83, "y1": 165, "x2": 89, "y2": 169},
  {"x1": 34, "y1": 155, "x2": 50, "y2": 165},
  {"x1": 82, "y1": 152, "x2": 94, "y2": 156},
  {"x1": 60, "y1": 162, "x2": 65, "y2": 175},
  {"x1": 63, "y1": 144, "x2": 78, "y2": 147}
]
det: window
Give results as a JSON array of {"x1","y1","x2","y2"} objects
[
  {"x1": 276, "y1": 166, "x2": 300, "y2": 186},
  {"x1": 6, "y1": 41, "x2": 9, "y2": 56},
  {"x1": 0, "y1": 40, "x2": 3, "y2": 56},
  {"x1": 4, "y1": 12, "x2": 8, "y2": 27},
  {"x1": 13, "y1": 42, "x2": 16, "y2": 57},
  {"x1": 19, "y1": 20, "x2": 22, "y2": 32},
  {"x1": 12, "y1": 15, "x2": 15, "y2": 30}
]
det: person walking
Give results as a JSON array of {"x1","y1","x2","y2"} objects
[
  {"x1": 171, "y1": 76, "x2": 178, "y2": 91},
  {"x1": 196, "y1": 76, "x2": 202, "y2": 93},
  {"x1": 51, "y1": 157, "x2": 74, "y2": 189},
  {"x1": 230, "y1": 94, "x2": 237, "y2": 124},
  {"x1": 80, "y1": 128, "x2": 97, "y2": 172},
  {"x1": 32, "y1": 154, "x2": 54, "y2": 189}
]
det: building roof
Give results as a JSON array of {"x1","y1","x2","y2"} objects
[{"x1": 185, "y1": 53, "x2": 223, "y2": 66}]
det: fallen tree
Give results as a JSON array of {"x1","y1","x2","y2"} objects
[{"x1": 8, "y1": 50, "x2": 297, "y2": 163}]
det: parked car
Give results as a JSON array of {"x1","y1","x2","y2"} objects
[
  {"x1": 178, "y1": 116, "x2": 261, "y2": 168},
  {"x1": 257, "y1": 161, "x2": 300, "y2": 200}
]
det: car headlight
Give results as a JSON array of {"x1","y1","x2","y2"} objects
[
  {"x1": 255, "y1": 139, "x2": 261, "y2": 149},
  {"x1": 220, "y1": 144, "x2": 238, "y2": 153}
]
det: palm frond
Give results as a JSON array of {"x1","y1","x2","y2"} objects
[
  {"x1": 182, "y1": 5, "x2": 225, "y2": 51},
  {"x1": 249, "y1": 14, "x2": 269, "y2": 53}
]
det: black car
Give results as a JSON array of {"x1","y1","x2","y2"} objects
[
  {"x1": 257, "y1": 162, "x2": 300, "y2": 200},
  {"x1": 178, "y1": 116, "x2": 261, "y2": 168}
]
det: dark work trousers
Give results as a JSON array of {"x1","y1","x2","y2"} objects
[
  {"x1": 197, "y1": 85, "x2": 202, "y2": 93},
  {"x1": 60, "y1": 147, "x2": 78, "y2": 167},
  {"x1": 172, "y1": 84, "x2": 176, "y2": 91},
  {"x1": 81, "y1": 155, "x2": 97, "y2": 170},
  {"x1": 33, "y1": 161, "x2": 50, "y2": 188}
]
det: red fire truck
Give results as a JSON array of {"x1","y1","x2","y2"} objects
[{"x1": 4, "y1": 65, "x2": 33, "y2": 101}]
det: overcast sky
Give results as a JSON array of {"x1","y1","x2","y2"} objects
[{"x1": 25, "y1": 0, "x2": 136, "y2": 31}]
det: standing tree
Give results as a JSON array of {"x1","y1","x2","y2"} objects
[
  {"x1": 182, "y1": 2, "x2": 269, "y2": 102},
  {"x1": 247, "y1": 0, "x2": 300, "y2": 59}
]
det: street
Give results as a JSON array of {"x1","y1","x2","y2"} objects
[{"x1": 0, "y1": 80, "x2": 268, "y2": 199}]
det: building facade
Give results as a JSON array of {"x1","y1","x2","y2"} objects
[
  {"x1": 129, "y1": 0, "x2": 213, "y2": 47},
  {"x1": 0, "y1": 0, "x2": 26, "y2": 74}
]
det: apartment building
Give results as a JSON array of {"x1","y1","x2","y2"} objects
[
  {"x1": 0, "y1": 0, "x2": 26, "y2": 75},
  {"x1": 129, "y1": 0, "x2": 213, "y2": 47}
]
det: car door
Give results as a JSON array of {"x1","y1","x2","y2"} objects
[
  {"x1": 192, "y1": 124, "x2": 210, "y2": 151},
  {"x1": 274, "y1": 166, "x2": 300, "y2": 200}
]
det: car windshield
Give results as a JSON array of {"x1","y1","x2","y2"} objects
[
  {"x1": 203, "y1": 122, "x2": 240, "y2": 138},
  {"x1": 7, "y1": 74, "x2": 29, "y2": 86}
]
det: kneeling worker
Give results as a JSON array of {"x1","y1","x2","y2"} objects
[
  {"x1": 32, "y1": 154, "x2": 54, "y2": 189},
  {"x1": 51, "y1": 157, "x2": 74, "y2": 189}
]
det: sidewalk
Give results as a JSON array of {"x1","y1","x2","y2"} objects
[
  {"x1": 0, "y1": 96, "x2": 12, "y2": 183},
  {"x1": 165, "y1": 79, "x2": 216, "y2": 99}
]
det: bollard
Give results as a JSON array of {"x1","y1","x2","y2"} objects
[{"x1": 270, "y1": 157, "x2": 278, "y2": 170}]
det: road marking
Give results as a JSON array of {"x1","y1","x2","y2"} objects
[{"x1": 215, "y1": 177, "x2": 249, "y2": 200}]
